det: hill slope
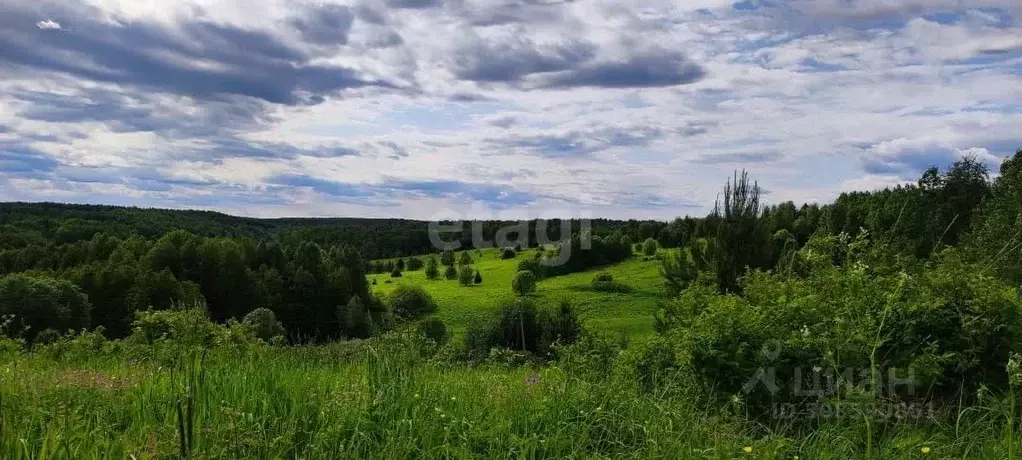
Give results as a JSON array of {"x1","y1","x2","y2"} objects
[{"x1": 370, "y1": 248, "x2": 664, "y2": 339}]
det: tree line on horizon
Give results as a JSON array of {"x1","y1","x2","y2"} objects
[{"x1": 0, "y1": 150, "x2": 1019, "y2": 344}]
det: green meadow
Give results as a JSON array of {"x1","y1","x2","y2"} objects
[{"x1": 369, "y1": 247, "x2": 666, "y2": 339}]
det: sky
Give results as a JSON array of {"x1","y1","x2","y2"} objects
[{"x1": 1, "y1": 0, "x2": 1021, "y2": 221}]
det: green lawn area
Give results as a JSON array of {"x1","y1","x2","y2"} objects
[{"x1": 369, "y1": 248, "x2": 666, "y2": 339}]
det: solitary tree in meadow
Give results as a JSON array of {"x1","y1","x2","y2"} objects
[
  {"x1": 424, "y1": 257, "x2": 440, "y2": 280},
  {"x1": 459, "y1": 265, "x2": 475, "y2": 286}
]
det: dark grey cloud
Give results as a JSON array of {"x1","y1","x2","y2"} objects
[
  {"x1": 695, "y1": 151, "x2": 783, "y2": 164},
  {"x1": 0, "y1": 142, "x2": 58, "y2": 176},
  {"x1": 451, "y1": 35, "x2": 705, "y2": 89},
  {"x1": 380, "y1": 141, "x2": 410, "y2": 159},
  {"x1": 268, "y1": 173, "x2": 375, "y2": 198},
  {"x1": 459, "y1": 0, "x2": 571, "y2": 27},
  {"x1": 862, "y1": 147, "x2": 958, "y2": 178},
  {"x1": 489, "y1": 126, "x2": 664, "y2": 158},
  {"x1": 0, "y1": 2, "x2": 393, "y2": 106},
  {"x1": 264, "y1": 173, "x2": 535, "y2": 208},
  {"x1": 289, "y1": 4, "x2": 355, "y2": 45},
  {"x1": 383, "y1": 178, "x2": 536, "y2": 206},
  {"x1": 200, "y1": 139, "x2": 362, "y2": 161},
  {"x1": 453, "y1": 37, "x2": 597, "y2": 83},
  {"x1": 539, "y1": 50, "x2": 706, "y2": 89},
  {"x1": 386, "y1": 0, "x2": 442, "y2": 9},
  {"x1": 56, "y1": 165, "x2": 218, "y2": 189},
  {"x1": 11, "y1": 88, "x2": 274, "y2": 137},
  {"x1": 365, "y1": 30, "x2": 405, "y2": 48},
  {"x1": 354, "y1": 3, "x2": 389, "y2": 24}
]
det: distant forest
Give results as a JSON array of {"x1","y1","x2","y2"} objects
[{"x1": 0, "y1": 150, "x2": 1019, "y2": 343}]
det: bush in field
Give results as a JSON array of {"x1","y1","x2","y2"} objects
[
  {"x1": 0, "y1": 274, "x2": 91, "y2": 340},
  {"x1": 340, "y1": 296, "x2": 374, "y2": 339},
  {"x1": 539, "y1": 300, "x2": 583, "y2": 349},
  {"x1": 458, "y1": 251, "x2": 473, "y2": 266},
  {"x1": 390, "y1": 267, "x2": 402, "y2": 278},
  {"x1": 424, "y1": 257, "x2": 440, "y2": 280},
  {"x1": 591, "y1": 272, "x2": 632, "y2": 292},
  {"x1": 396, "y1": 258, "x2": 406, "y2": 271},
  {"x1": 458, "y1": 265, "x2": 475, "y2": 286},
  {"x1": 406, "y1": 257, "x2": 424, "y2": 271},
  {"x1": 474, "y1": 270, "x2": 483, "y2": 284},
  {"x1": 130, "y1": 308, "x2": 220, "y2": 347},
  {"x1": 511, "y1": 270, "x2": 537, "y2": 296},
  {"x1": 441, "y1": 250, "x2": 455, "y2": 266},
  {"x1": 242, "y1": 307, "x2": 285, "y2": 342},
  {"x1": 388, "y1": 285, "x2": 437, "y2": 320},
  {"x1": 517, "y1": 255, "x2": 545, "y2": 278},
  {"x1": 501, "y1": 247, "x2": 516, "y2": 259},
  {"x1": 642, "y1": 238, "x2": 659, "y2": 256},
  {"x1": 444, "y1": 265, "x2": 458, "y2": 280},
  {"x1": 33, "y1": 328, "x2": 62, "y2": 346},
  {"x1": 416, "y1": 317, "x2": 448, "y2": 344}
]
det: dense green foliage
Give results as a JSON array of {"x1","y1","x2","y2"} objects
[
  {"x1": 386, "y1": 285, "x2": 437, "y2": 320},
  {"x1": 511, "y1": 270, "x2": 537, "y2": 296}
]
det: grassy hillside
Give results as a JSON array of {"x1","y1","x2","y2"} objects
[{"x1": 370, "y1": 248, "x2": 665, "y2": 339}]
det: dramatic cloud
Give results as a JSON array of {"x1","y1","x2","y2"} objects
[
  {"x1": 289, "y1": 4, "x2": 356, "y2": 45},
  {"x1": 0, "y1": 2, "x2": 392, "y2": 105},
  {"x1": 0, "y1": 0, "x2": 1019, "y2": 219}
]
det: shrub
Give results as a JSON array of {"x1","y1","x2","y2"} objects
[
  {"x1": 591, "y1": 272, "x2": 632, "y2": 292},
  {"x1": 620, "y1": 235, "x2": 633, "y2": 246},
  {"x1": 466, "y1": 298, "x2": 541, "y2": 354},
  {"x1": 539, "y1": 301, "x2": 583, "y2": 350},
  {"x1": 390, "y1": 267, "x2": 403, "y2": 278},
  {"x1": 458, "y1": 265, "x2": 475, "y2": 286},
  {"x1": 242, "y1": 307, "x2": 286, "y2": 342},
  {"x1": 444, "y1": 265, "x2": 458, "y2": 280},
  {"x1": 406, "y1": 257, "x2": 424, "y2": 271},
  {"x1": 396, "y1": 258, "x2": 406, "y2": 271},
  {"x1": 501, "y1": 247, "x2": 517, "y2": 259},
  {"x1": 441, "y1": 250, "x2": 455, "y2": 266},
  {"x1": 130, "y1": 308, "x2": 219, "y2": 347},
  {"x1": 388, "y1": 285, "x2": 437, "y2": 320},
  {"x1": 458, "y1": 251, "x2": 473, "y2": 266},
  {"x1": 341, "y1": 296, "x2": 374, "y2": 339},
  {"x1": 642, "y1": 238, "x2": 659, "y2": 256},
  {"x1": 517, "y1": 256, "x2": 545, "y2": 278},
  {"x1": 33, "y1": 328, "x2": 62, "y2": 346},
  {"x1": 511, "y1": 270, "x2": 537, "y2": 296},
  {"x1": 424, "y1": 257, "x2": 440, "y2": 280},
  {"x1": 474, "y1": 270, "x2": 483, "y2": 284},
  {"x1": 0, "y1": 274, "x2": 91, "y2": 340},
  {"x1": 416, "y1": 317, "x2": 448, "y2": 344}
]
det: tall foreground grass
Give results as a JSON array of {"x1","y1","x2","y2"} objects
[{"x1": 0, "y1": 335, "x2": 1019, "y2": 459}]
